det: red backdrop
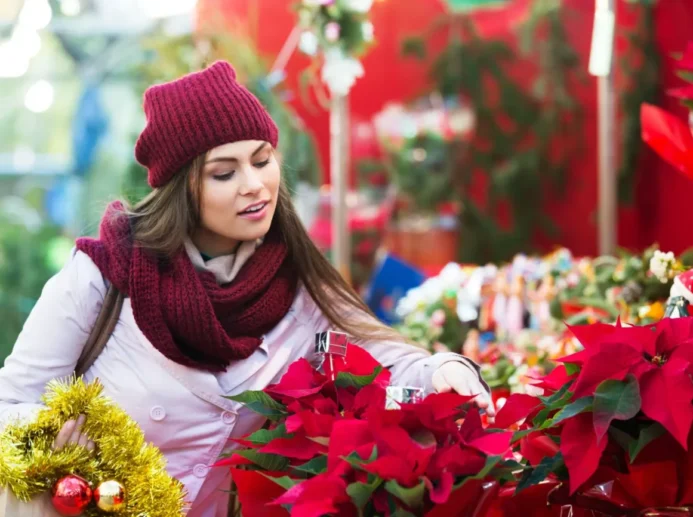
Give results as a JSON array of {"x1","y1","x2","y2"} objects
[{"x1": 199, "y1": 0, "x2": 693, "y2": 257}]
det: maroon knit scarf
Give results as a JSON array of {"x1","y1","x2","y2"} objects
[{"x1": 76, "y1": 201, "x2": 297, "y2": 372}]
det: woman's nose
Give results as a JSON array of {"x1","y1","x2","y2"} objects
[{"x1": 238, "y1": 167, "x2": 263, "y2": 195}]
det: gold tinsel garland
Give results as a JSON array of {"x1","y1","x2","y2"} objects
[{"x1": 0, "y1": 378, "x2": 187, "y2": 516}]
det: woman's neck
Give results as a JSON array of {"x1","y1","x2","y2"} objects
[{"x1": 190, "y1": 230, "x2": 240, "y2": 259}]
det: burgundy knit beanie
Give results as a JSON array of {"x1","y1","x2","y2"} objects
[{"x1": 135, "y1": 61, "x2": 279, "y2": 188}]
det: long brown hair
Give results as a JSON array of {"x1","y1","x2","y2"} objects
[{"x1": 121, "y1": 152, "x2": 406, "y2": 345}]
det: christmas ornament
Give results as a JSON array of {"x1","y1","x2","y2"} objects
[
  {"x1": 94, "y1": 480, "x2": 126, "y2": 512},
  {"x1": 51, "y1": 474, "x2": 92, "y2": 516},
  {"x1": 666, "y1": 270, "x2": 693, "y2": 318},
  {"x1": 0, "y1": 379, "x2": 185, "y2": 516}
]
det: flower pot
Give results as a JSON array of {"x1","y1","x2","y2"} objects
[{"x1": 385, "y1": 226, "x2": 459, "y2": 273}]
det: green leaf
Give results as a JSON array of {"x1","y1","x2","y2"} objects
[
  {"x1": 494, "y1": 459, "x2": 525, "y2": 483},
  {"x1": 261, "y1": 474, "x2": 299, "y2": 491},
  {"x1": 575, "y1": 297, "x2": 621, "y2": 318},
  {"x1": 292, "y1": 454, "x2": 328, "y2": 475},
  {"x1": 608, "y1": 425, "x2": 634, "y2": 453},
  {"x1": 564, "y1": 363, "x2": 580, "y2": 376},
  {"x1": 244, "y1": 424, "x2": 290, "y2": 446},
  {"x1": 226, "y1": 391, "x2": 287, "y2": 421},
  {"x1": 532, "y1": 407, "x2": 553, "y2": 427},
  {"x1": 342, "y1": 446, "x2": 378, "y2": 471},
  {"x1": 335, "y1": 367, "x2": 383, "y2": 389},
  {"x1": 401, "y1": 37, "x2": 427, "y2": 59},
  {"x1": 516, "y1": 453, "x2": 564, "y2": 494},
  {"x1": 593, "y1": 376, "x2": 641, "y2": 442},
  {"x1": 511, "y1": 429, "x2": 534, "y2": 444},
  {"x1": 629, "y1": 422, "x2": 665, "y2": 462},
  {"x1": 347, "y1": 478, "x2": 383, "y2": 511},
  {"x1": 308, "y1": 436, "x2": 330, "y2": 447},
  {"x1": 541, "y1": 396, "x2": 593, "y2": 429},
  {"x1": 384, "y1": 480, "x2": 425, "y2": 509},
  {"x1": 392, "y1": 509, "x2": 417, "y2": 517},
  {"x1": 234, "y1": 449, "x2": 290, "y2": 471},
  {"x1": 452, "y1": 455, "x2": 503, "y2": 491},
  {"x1": 539, "y1": 384, "x2": 571, "y2": 406}
]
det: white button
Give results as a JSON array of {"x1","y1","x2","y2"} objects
[
  {"x1": 150, "y1": 406, "x2": 166, "y2": 421},
  {"x1": 221, "y1": 411, "x2": 236, "y2": 425},
  {"x1": 193, "y1": 464, "x2": 209, "y2": 478}
]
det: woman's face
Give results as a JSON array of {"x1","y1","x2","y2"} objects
[{"x1": 192, "y1": 140, "x2": 280, "y2": 256}]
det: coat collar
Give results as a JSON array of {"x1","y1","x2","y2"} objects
[{"x1": 183, "y1": 238, "x2": 261, "y2": 285}]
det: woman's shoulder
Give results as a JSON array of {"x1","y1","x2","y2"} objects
[{"x1": 52, "y1": 248, "x2": 109, "y2": 302}]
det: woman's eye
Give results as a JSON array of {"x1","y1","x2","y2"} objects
[
  {"x1": 254, "y1": 159, "x2": 270, "y2": 169},
  {"x1": 213, "y1": 171, "x2": 235, "y2": 181}
]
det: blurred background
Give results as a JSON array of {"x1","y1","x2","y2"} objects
[{"x1": 2, "y1": 0, "x2": 693, "y2": 368}]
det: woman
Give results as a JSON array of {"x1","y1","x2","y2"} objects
[{"x1": 0, "y1": 61, "x2": 492, "y2": 516}]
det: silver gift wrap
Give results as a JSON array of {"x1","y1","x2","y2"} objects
[
  {"x1": 314, "y1": 331, "x2": 348, "y2": 375},
  {"x1": 385, "y1": 386, "x2": 424, "y2": 410}
]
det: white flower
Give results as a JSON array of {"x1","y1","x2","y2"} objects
[
  {"x1": 430, "y1": 309, "x2": 446, "y2": 327},
  {"x1": 361, "y1": 21, "x2": 374, "y2": 42},
  {"x1": 342, "y1": 0, "x2": 373, "y2": 13},
  {"x1": 649, "y1": 250, "x2": 676, "y2": 283},
  {"x1": 438, "y1": 263, "x2": 467, "y2": 288},
  {"x1": 324, "y1": 21, "x2": 341, "y2": 43},
  {"x1": 321, "y1": 49, "x2": 364, "y2": 96},
  {"x1": 298, "y1": 31, "x2": 319, "y2": 56}
]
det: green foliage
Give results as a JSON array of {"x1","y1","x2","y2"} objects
[
  {"x1": 226, "y1": 390, "x2": 288, "y2": 421},
  {"x1": 403, "y1": 2, "x2": 583, "y2": 263},
  {"x1": 360, "y1": 133, "x2": 458, "y2": 215},
  {"x1": 593, "y1": 375, "x2": 641, "y2": 441},
  {"x1": 0, "y1": 191, "x2": 66, "y2": 361},
  {"x1": 122, "y1": 31, "x2": 322, "y2": 204},
  {"x1": 335, "y1": 366, "x2": 384, "y2": 389},
  {"x1": 618, "y1": 0, "x2": 661, "y2": 203}
]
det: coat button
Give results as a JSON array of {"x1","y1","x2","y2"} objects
[
  {"x1": 193, "y1": 464, "x2": 208, "y2": 478},
  {"x1": 221, "y1": 411, "x2": 236, "y2": 425},
  {"x1": 150, "y1": 406, "x2": 166, "y2": 421}
]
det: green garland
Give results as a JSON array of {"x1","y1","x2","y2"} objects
[
  {"x1": 0, "y1": 378, "x2": 186, "y2": 516},
  {"x1": 618, "y1": 0, "x2": 661, "y2": 203},
  {"x1": 403, "y1": 1, "x2": 582, "y2": 263}
]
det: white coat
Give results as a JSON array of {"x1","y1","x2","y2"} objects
[{"x1": 0, "y1": 248, "x2": 484, "y2": 516}]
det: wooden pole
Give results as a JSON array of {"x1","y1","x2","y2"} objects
[
  {"x1": 591, "y1": 0, "x2": 617, "y2": 255},
  {"x1": 330, "y1": 93, "x2": 351, "y2": 281}
]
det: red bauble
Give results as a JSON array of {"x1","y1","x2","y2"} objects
[{"x1": 51, "y1": 474, "x2": 93, "y2": 516}]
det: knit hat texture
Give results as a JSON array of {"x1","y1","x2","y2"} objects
[{"x1": 135, "y1": 61, "x2": 279, "y2": 188}]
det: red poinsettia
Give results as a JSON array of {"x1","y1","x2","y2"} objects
[
  {"x1": 641, "y1": 103, "x2": 693, "y2": 180},
  {"x1": 496, "y1": 317, "x2": 693, "y2": 505},
  {"x1": 221, "y1": 343, "x2": 515, "y2": 516},
  {"x1": 561, "y1": 318, "x2": 693, "y2": 448}
]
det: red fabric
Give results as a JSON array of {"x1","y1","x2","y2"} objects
[
  {"x1": 76, "y1": 201, "x2": 297, "y2": 371},
  {"x1": 201, "y1": 0, "x2": 693, "y2": 256},
  {"x1": 135, "y1": 61, "x2": 279, "y2": 188}
]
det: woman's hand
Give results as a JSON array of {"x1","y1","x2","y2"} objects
[
  {"x1": 432, "y1": 362, "x2": 496, "y2": 418},
  {"x1": 52, "y1": 414, "x2": 96, "y2": 452}
]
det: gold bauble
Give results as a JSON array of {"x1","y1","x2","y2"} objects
[{"x1": 94, "y1": 480, "x2": 126, "y2": 512}]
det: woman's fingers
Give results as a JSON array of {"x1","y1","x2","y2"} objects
[
  {"x1": 52, "y1": 419, "x2": 76, "y2": 450},
  {"x1": 68, "y1": 414, "x2": 86, "y2": 445},
  {"x1": 77, "y1": 432, "x2": 90, "y2": 448},
  {"x1": 52, "y1": 415, "x2": 94, "y2": 451}
]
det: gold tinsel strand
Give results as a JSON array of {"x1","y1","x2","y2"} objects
[{"x1": 0, "y1": 378, "x2": 187, "y2": 516}]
